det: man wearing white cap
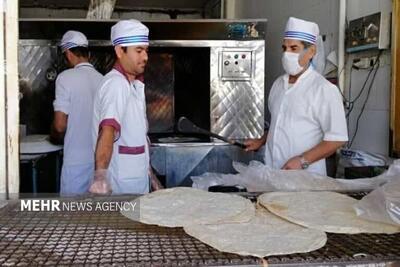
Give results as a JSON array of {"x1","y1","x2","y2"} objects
[
  {"x1": 52, "y1": 30, "x2": 103, "y2": 196},
  {"x1": 90, "y1": 19, "x2": 152, "y2": 194},
  {"x1": 245, "y1": 17, "x2": 348, "y2": 176}
]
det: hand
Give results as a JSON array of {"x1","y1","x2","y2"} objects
[
  {"x1": 282, "y1": 156, "x2": 302, "y2": 170},
  {"x1": 244, "y1": 138, "x2": 264, "y2": 152},
  {"x1": 149, "y1": 168, "x2": 164, "y2": 191},
  {"x1": 89, "y1": 169, "x2": 112, "y2": 194}
]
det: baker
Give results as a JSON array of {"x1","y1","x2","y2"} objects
[
  {"x1": 90, "y1": 19, "x2": 162, "y2": 194},
  {"x1": 51, "y1": 30, "x2": 103, "y2": 196},
  {"x1": 245, "y1": 17, "x2": 348, "y2": 176}
]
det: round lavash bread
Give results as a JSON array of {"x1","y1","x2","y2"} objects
[
  {"x1": 121, "y1": 187, "x2": 255, "y2": 227},
  {"x1": 184, "y1": 207, "x2": 327, "y2": 258},
  {"x1": 258, "y1": 191, "x2": 400, "y2": 234}
]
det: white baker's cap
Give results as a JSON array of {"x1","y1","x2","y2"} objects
[
  {"x1": 284, "y1": 17, "x2": 319, "y2": 45},
  {"x1": 111, "y1": 19, "x2": 149, "y2": 47},
  {"x1": 60, "y1": 30, "x2": 88, "y2": 52}
]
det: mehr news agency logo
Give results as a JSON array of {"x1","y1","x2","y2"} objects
[{"x1": 20, "y1": 199, "x2": 138, "y2": 212}]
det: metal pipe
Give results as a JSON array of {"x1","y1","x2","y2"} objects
[
  {"x1": 224, "y1": 0, "x2": 236, "y2": 19},
  {"x1": 338, "y1": 0, "x2": 346, "y2": 93}
]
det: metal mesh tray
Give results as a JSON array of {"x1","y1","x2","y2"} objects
[{"x1": 0, "y1": 196, "x2": 399, "y2": 266}]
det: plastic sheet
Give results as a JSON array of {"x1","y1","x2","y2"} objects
[
  {"x1": 354, "y1": 175, "x2": 400, "y2": 226},
  {"x1": 192, "y1": 160, "x2": 400, "y2": 193}
]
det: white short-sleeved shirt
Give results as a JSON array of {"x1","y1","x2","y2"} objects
[
  {"x1": 265, "y1": 67, "x2": 348, "y2": 175},
  {"x1": 92, "y1": 65, "x2": 149, "y2": 194},
  {"x1": 53, "y1": 62, "x2": 103, "y2": 166}
]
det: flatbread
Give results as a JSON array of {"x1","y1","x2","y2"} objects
[
  {"x1": 121, "y1": 187, "x2": 255, "y2": 227},
  {"x1": 183, "y1": 206, "x2": 327, "y2": 258},
  {"x1": 20, "y1": 134, "x2": 62, "y2": 154},
  {"x1": 258, "y1": 191, "x2": 400, "y2": 234}
]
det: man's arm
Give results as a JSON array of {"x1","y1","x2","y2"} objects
[
  {"x1": 50, "y1": 111, "x2": 67, "y2": 144},
  {"x1": 282, "y1": 140, "x2": 346, "y2": 170},
  {"x1": 89, "y1": 125, "x2": 115, "y2": 194},
  {"x1": 95, "y1": 125, "x2": 115, "y2": 170}
]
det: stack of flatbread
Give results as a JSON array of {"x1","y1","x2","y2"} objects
[
  {"x1": 121, "y1": 187, "x2": 327, "y2": 258},
  {"x1": 121, "y1": 188, "x2": 400, "y2": 259}
]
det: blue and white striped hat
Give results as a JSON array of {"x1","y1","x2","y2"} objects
[
  {"x1": 284, "y1": 17, "x2": 319, "y2": 45},
  {"x1": 60, "y1": 31, "x2": 88, "y2": 52},
  {"x1": 111, "y1": 19, "x2": 149, "y2": 47}
]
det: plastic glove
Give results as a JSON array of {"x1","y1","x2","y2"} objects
[{"x1": 89, "y1": 169, "x2": 112, "y2": 194}]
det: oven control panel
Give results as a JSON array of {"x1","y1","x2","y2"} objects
[{"x1": 220, "y1": 51, "x2": 252, "y2": 80}]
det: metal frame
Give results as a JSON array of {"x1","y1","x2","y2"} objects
[
  {"x1": 19, "y1": 39, "x2": 264, "y2": 47},
  {"x1": 391, "y1": 0, "x2": 400, "y2": 156},
  {"x1": 0, "y1": 0, "x2": 19, "y2": 198}
]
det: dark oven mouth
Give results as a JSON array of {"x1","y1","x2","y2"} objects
[{"x1": 145, "y1": 47, "x2": 211, "y2": 141}]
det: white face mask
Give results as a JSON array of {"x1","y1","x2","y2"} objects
[{"x1": 281, "y1": 51, "x2": 304, "y2": 76}]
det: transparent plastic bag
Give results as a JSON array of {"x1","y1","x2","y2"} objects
[
  {"x1": 354, "y1": 177, "x2": 400, "y2": 226},
  {"x1": 191, "y1": 160, "x2": 400, "y2": 192}
]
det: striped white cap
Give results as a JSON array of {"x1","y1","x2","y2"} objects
[
  {"x1": 111, "y1": 19, "x2": 149, "y2": 47},
  {"x1": 60, "y1": 31, "x2": 88, "y2": 52},
  {"x1": 284, "y1": 17, "x2": 319, "y2": 45}
]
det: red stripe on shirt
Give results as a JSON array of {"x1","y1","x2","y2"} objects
[
  {"x1": 118, "y1": 145, "x2": 145, "y2": 155},
  {"x1": 99, "y1": 118, "x2": 121, "y2": 133}
]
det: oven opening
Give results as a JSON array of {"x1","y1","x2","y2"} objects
[{"x1": 145, "y1": 47, "x2": 211, "y2": 143}]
